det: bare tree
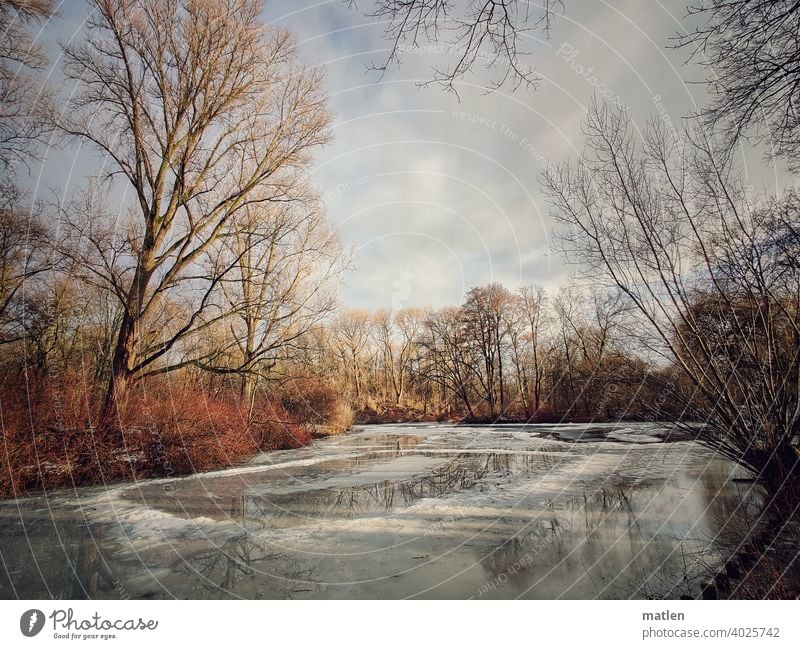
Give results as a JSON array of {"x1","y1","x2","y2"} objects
[
  {"x1": 17, "y1": 273, "x2": 120, "y2": 376},
  {"x1": 419, "y1": 305, "x2": 478, "y2": 418},
  {"x1": 543, "y1": 99, "x2": 800, "y2": 486},
  {"x1": 351, "y1": 0, "x2": 563, "y2": 92},
  {"x1": 372, "y1": 309, "x2": 395, "y2": 403},
  {"x1": 0, "y1": 0, "x2": 55, "y2": 176},
  {"x1": 206, "y1": 198, "x2": 343, "y2": 414},
  {"x1": 675, "y1": 1, "x2": 800, "y2": 169},
  {"x1": 0, "y1": 185, "x2": 49, "y2": 345},
  {"x1": 373, "y1": 306, "x2": 423, "y2": 405},
  {"x1": 551, "y1": 285, "x2": 581, "y2": 414},
  {"x1": 57, "y1": 0, "x2": 331, "y2": 423},
  {"x1": 518, "y1": 284, "x2": 547, "y2": 412},
  {"x1": 502, "y1": 295, "x2": 529, "y2": 416},
  {"x1": 554, "y1": 287, "x2": 625, "y2": 416},
  {"x1": 296, "y1": 276, "x2": 666, "y2": 422},
  {"x1": 0, "y1": 0, "x2": 56, "y2": 348},
  {"x1": 332, "y1": 309, "x2": 374, "y2": 408},
  {"x1": 462, "y1": 283, "x2": 513, "y2": 417}
]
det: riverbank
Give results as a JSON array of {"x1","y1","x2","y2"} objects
[
  {"x1": 0, "y1": 400, "x2": 314, "y2": 500},
  {"x1": 697, "y1": 485, "x2": 800, "y2": 599},
  {"x1": 0, "y1": 375, "x2": 353, "y2": 500}
]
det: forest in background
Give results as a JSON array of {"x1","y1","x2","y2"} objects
[{"x1": 306, "y1": 283, "x2": 674, "y2": 424}]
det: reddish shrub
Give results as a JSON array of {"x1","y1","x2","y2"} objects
[
  {"x1": 0, "y1": 370, "x2": 110, "y2": 497},
  {"x1": 115, "y1": 380, "x2": 313, "y2": 475},
  {"x1": 249, "y1": 399, "x2": 313, "y2": 449},
  {"x1": 279, "y1": 375, "x2": 353, "y2": 435},
  {"x1": 0, "y1": 373, "x2": 314, "y2": 499}
]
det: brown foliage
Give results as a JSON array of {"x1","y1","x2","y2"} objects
[
  {"x1": 1, "y1": 370, "x2": 105, "y2": 497},
  {"x1": 280, "y1": 375, "x2": 353, "y2": 435},
  {"x1": 0, "y1": 373, "x2": 312, "y2": 499}
]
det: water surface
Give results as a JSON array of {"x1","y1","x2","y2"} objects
[{"x1": 0, "y1": 423, "x2": 753, "y2": 599}]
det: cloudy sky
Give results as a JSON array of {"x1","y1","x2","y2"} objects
[{"x1": 26, "y1": 0, "x2": 793, "y2": 311}]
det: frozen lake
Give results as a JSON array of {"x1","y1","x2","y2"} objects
[{"x1": 0, "y1": 423, "x2": 754, "y2": 599}]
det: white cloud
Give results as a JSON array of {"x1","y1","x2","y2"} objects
[{"x1": 28, "y1": 0, "x2": 794, "y2": 310}]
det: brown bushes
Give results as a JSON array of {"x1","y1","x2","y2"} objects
[
  {"x1": 279, "y1": 375, "x2": 353, "y2": 435},
  {"x1": 0, "y1": 372, "x2": 314, "y2": 499},
  {"x1": 0, "y1": 371, "x2": 106, "y2": 497}
]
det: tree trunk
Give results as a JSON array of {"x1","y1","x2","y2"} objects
[
  {"x1": 241, "y1": 322, "x2": 258, "y2": 422},
  {"x1": 100, "y1": 312, "x2": 139, "y2": 428},
  {"x1": 100, "y1": 254, "x2": 154, "y2": 429},
  {"x1": 242, "y1": 371, "x2": 257, "y2": 423},
  {"x1": 497, "y1": 339, "x2": 505, "y2": 415}
]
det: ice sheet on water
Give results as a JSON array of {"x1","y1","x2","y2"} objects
[
  {"x1": 17, "y1": 424, "x2": 699, "y2": 556},
  {"x1": 244, "y1": 455, "x2": 447, "y2": 496},
  {"x1": 0, "y1": 422, "x2": 746, "y2": 599},
  {"x1": 605, "y1": 428, "x2": 662, "y2": 444}
]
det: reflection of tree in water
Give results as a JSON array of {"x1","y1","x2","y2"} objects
[
  {"x1": 0, "y1": 513, "x2": 124, "y2": 599},
  {"x1": 64, "y1": 524, "x2": 117, "y2": 598},
  {"x1": 475, "y1": 482, "x2": 726, "y2": 599},
  {"x1": 590, "y1": 482, "x2": 723, "y2": 599},
  {"x1": 170, "y1": 453, "x2": 538, "y2": 599},
  {"x1": 173, "y1": 534, "x2": 318, "y2": 599},
  {"x1": 634, "y1": 472, "x2": 787, "y2": 599},
  {"x1": 169, "y1": 495, "x2": 319, "y2": 599},
  {"x1": 563, "y1": 486, "x2": 642, "y2": 544},
  {"x1": 613, "y1": 470, "x2": 800, "y2": 599},
  {"x1": 243, "y1": 452, "x2": 559, "y2": 526},
  {"x1": 479, "y1": 518, "x2": 563, "y2": 592},
  {"x1": 337, "y1": 434, "x2": 427, "y2": 451}
]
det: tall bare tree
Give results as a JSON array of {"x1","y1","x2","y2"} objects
[
  {"x1": 57, "y1": 0, "x2": 331, "y2": 423},
  {"x1": 0, "y1": 0, "x2": 56, "y2": 349},
  {"x1": 420, "y1": 305, "x2": 478, "y2": 418},
  {"x1": 207, "y1": 198, "x2": 343, "y2": 414},
  {"x1": 518, "y1": 284, "x2": 547, "y2": 412},
  {"x1": 373, "y1": 306, "x2": 423, "y2": 405},
  {"x1": 0, "y1": 0, "x2": 55, "y2": 176},
  {"x1": 461, "y1": 283, "x2": 514, "y2": 417},
  {"x1": 0, "y1": 185, "x2": 49, "y2": 345},
  {"x1": 543, "y1": 100, "x2": 800, "y2": 486},
  {"x1": 332, "y1": 309, "x2": 374, "y2": 408}
]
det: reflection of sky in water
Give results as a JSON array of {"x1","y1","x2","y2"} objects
[{"x1": 0, "y1": 423, "x2": 754, "y2": 599}]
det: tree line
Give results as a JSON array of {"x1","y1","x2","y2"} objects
[{"x1": 303, "y1": 283, "x2": 673, "y2": 423}]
